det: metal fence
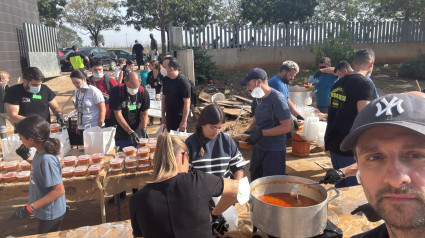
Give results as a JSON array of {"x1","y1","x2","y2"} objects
[{"x1": 181, "y1": 21, "x2": 425, "y2": 49}]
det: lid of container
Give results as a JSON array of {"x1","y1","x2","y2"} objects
[
  {"x1": 75, "y1": 165, "x2": 88, "y2": 172},
  {"x1": 19, "y1": 160, "x2": 30, "y2": 166},
  {"x1": 138, "y1": 164, "x2": 149, "y2": 167},
  {"x1": 139, "y1": 138, "x2": 149, "y2": 143},
  {"x1": 126, "y1": 165, "x2": 137, "y2": 169},
  {"x1": 138, "y1": 147, "x2": 150, "y2": 153},
  {"x1": 17, "y1": 171, "x2": 31, "y2": 177},
  {"x1": 78, "y1": 155, "x2": 90, "y2": 160},
  {"x1": 88, "y1": 164, "x2": 102, "y2": 171},
  {"x1": 111, "y1": 167, "x2": 123, "y2": 171},
  {"x1": 110, "y1": 158, "x2": 123, "y2": 164},
  {"x1": 63, "y1": 167, "x2": 75, "y2": 173},
  {"x1": 5, "y1": 161, "x2": 18, "y2": 168},
  {"x1": 63, "y1": 156, "x2": 77, "y2": 161},
  {"x1": 91, "y1": 153, "x2": 104, "y2": 158},
  {"x1": 123, "y1": 146, "x2": 136, "y2": 152},
  {"x1": 2, "y1": 172, "x2": 17, "y2": 178}
]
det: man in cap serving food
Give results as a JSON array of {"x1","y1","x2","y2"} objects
[{"x1": 338, "y1": 92, "x2": 425, "y2": 238}]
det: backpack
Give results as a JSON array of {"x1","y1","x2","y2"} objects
[
  {"x1": 89, "y1": 74, "x2": 111, "y2": 92},
  {"x1": 118, "y1": 83, "x2": 145, "y2": 101}
]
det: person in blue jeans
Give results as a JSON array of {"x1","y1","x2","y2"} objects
[
  {"x1": 240, "y1": 68, "x2": 292, "y2": 181},
  {"x1": 12, "y1": 115, "x2": 66, "y2": 234}
]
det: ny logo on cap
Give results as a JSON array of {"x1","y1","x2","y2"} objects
[{"x1": 375, "y1": 96, "x2": 404, "y2": 117}]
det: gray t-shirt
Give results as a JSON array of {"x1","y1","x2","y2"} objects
[
  {"x1": 251, "y1": 89, "x2": 291, "y2": 151},
  {"x1": 29, "y1": 152, "x2": 66, "y2": 220}
]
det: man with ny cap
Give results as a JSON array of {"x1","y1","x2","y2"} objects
[
  {"x1": 336, "y1": 92, "x2": 425, "y2": 238},
  {"x1": 241, "y1": 68, "x2": 292, "y2": 181}
]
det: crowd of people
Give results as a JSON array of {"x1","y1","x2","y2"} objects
[{"x1": 1, "y1": 44, "x2": 425, "y2": 238}]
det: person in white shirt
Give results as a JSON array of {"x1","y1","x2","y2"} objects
[{"x1": 115, "y1": 58, "x2": 126, "y2": 79}]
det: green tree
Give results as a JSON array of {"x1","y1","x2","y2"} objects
[
  {"x1": 90, "y1": 34, "x2": 105, "y2": 46},
  {"x1": 57, "y1": 25, "x2": 83, "y2": 48},
  {"x1": 64, "y1": 0, "x2": 123, "y2": 47},
  {"x1": 37, "y1": 0, "x2": 67, "y2": 27},
  {"x1": 240, "y1": 0, "x2": 318, "y2": 24},
  {"x1": 312, "y1": 0, "x2": 381, "y2": 22},
  {"x1": 124, "y1": 0, "x2": 219, "y2": 56},
  {"x1": 214, "y1": 0, "x2": 246, "y2": 26},
  {"x1": 374, "y1": 0, "x2": 425, "y2": 20}
]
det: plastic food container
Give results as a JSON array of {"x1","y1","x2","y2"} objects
[
  {"x1": 110, "y1": 158, "x2": 123, "y2": 169},
  {"x1": 240, "y1": 133, "x2": 250, "y2": 141},
  {"x1": 63, "y1": 156, "x2": 77, "y2": 167},
  {"x1": 126, "y1": 165, "x2": 137, "y2": 173},
  {"x1": 77, "y1": 155, "x2": 91, "y2": 165},
  {"x1": 50, "y1": 123, "x2": 61, "y2": 133},
  {"x1": 125, "y1": 157, "x2": 137, "y2": 167},
  {"x1": 91, "y1": 153, "x2": 104, "y2": 163},
  {"x1": 116, "y1": 152, "x2": 126, "y2": 159},
  {"x1": 111, "y1": 167, "x2": 123, "y2": 175},
  {"x1": 0, "y1": 161, "x2": 6, "y2": 171},
  {"x1": 149, "y1": 152, "x2": 155, "y2": 160},
  {"x1": 62, "y1": 167, "x2": 75, "y2": 178},
  {"x1": 137, "y1": 164, "x2": 149, "y2": 172},
  {"x1": 148, "y1": 139, "x2": 157, "y2": 144},
  {"x1": 138, "y1": 157, "x2": 149, "y2": 165},
  {"x1": 75, "y1": 165, "x2": 88, "y2": 176},
  {"x1": 137, "y1": 147, "x2": 150, "y2": 158},
  {"x1": 88, "y1": 164, "x2": 102, "y2": 175},
  {"x1": 239, "y1": 141, "x2": 252, "y2": 150},
  {"x1": 4, "y1": 161, "x2": 19, "y2": 172},
  {"x1": 17, "y1": 171, "x2": 31, "y2": 182},
  {"x1": 3, "y1": 172, "x2": 17, "y2": 183},
  {"x1": 123, "y1": 146, "x2": 136, "y2": 155},
  {"x1": 19, "y1": 160, "x2": 31, "y2": 170},
  {"x1": 138, "y1": 138, "x2": 149, "y2": 147},
  {"x1": 92, "y1": 160, "x2": 104, "y2": 168},
  {"x1": 147, "y1": 143, "x2": 156, "y2": 153}
]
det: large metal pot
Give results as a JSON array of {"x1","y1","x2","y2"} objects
[{"x1": 250, "y1": 175, "x2": 339, "y2": 238}]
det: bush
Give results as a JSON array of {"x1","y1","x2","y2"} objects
[
  {"x1": 399, "y1": 51, "x2": 425, "y2": 80},
  {"x1": 311, "y1": 22, "x2": 356, "y2": 66},
  {"x1": 192, "y1": 47, "x2": 221, "y2": 84}
]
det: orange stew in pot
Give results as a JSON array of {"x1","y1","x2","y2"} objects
[{"x1": 258, "y1": 193, "x2": 318, "y2": 207}]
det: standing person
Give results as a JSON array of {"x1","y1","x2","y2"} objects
[
  {"x1": 149, "y1": 33, "x2": 158, "y2": 60},
  {"x1": 0, "y1": 71, "x2": 10, "y2": 139},
  {"x1": 117, "y1": 60, "x2": 134, "y2": 84},
  {"x1": 185, "y1": 104, "x2": 247, "y2": 179},
  {"x1": 307, "y1": 57, "x2": 338, "y2": 113},
  {"x1": 268, "y1": 60, "x2": 304, "y2": 120},
  {"x1": 139, "y1": 61, "x2": 151, "y2": 87},
  {"x1": 161, "y1": 57, "x2": 191, "y2": 132},
  {"x1": 240, "y1": 68, "x2": 292, "y2": 181},
  {"x1": 130, "y1": 133, "x2": 247, "y2": 238},
  {"x1": 324, "y1": 49, "x2": 377, "y2": 188},
  {"x1": 146, "y1": 60, "x2": 163, "y2": 94},
  {"x1": 65, "y1": 46, "x2": 89, "y2": 76},
  {"x1": 337, "y1": 93, "x2": 425, "y2": 238},
  {"x1": 132, "y1": 40, "x2": 144, "y2": 70},
  {"x1": 87, "y1": 59, "x2": 118, "y2": 127},
  {"x1": 109, "y1": 72, "x2": 150, "y2": 149},
  {"x1": 213, "y1": 36, "x2": 220, "y2": 49},
  {"x1": 70, "y1": 70, "x2": 105, "y2": 143},
  {"x1": 114, "y1": 58, "x2": 126, "y2": 79},
  {"x1": 12, "y1": 115, "x2": 66, "y2": 234}
]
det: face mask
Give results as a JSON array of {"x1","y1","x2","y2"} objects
[
  {"x1": 160, "y1": 67, "x2": 168, "y2": 77},
  {"x1": 93, "y1": 72, "x2": 103, "y2": 79},
  {"x1": 127, "y1": 87, "x2": 139, "y2": 96},
  {"x1": 356, "y1": 170, "x2": 362, "y2": 185},
  {"x1": 251, "y1": 82, "x2": 265, "y2": 98},
  {"x1": 80, "y1": 81, "x2": 89, "y2": 93},
  {"x1": 126, "y1": 67, "x2": 132, "y2": 72},
  {"x1": 28, "y1": 85, "x2": 41, "y2": 94},
  {"x1": 120, "y1": 65, "x2": 124, "y2": 69}
]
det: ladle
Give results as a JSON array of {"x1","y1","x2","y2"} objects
[{"x1": 289, "y1": 182, "x2": 321, "y2": 201}]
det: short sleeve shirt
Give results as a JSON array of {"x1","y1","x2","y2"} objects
[
  {"x1": 162, "y1": 74, "x2": 191, "y2": 117},
  {"x1": 87, "y1": 75, "x2": 118, "y2": 120},
  {"x1": 29, "y1": 152, "x2": 66, "y2": 220},
  {"x1": 66, "y1": 52, "x2": 87, "y2": 70},
  {"x1": 324, "y1": 74, "x2": 377, "y2": 156},
  {"x1": 313, "y1": 73, "x2": 338, "y2": 107},
  {"x1": 251, "y1": 89, "x2": 291, "y2": 151},
  {"x1": 5, "y1": 84, "x2": 56, "y2": 123},
  {"x1": 74, "y1": 85, "x2": 105, "y2": 130},
  {"x1": 268, "y1": 74, "x2": 289, "y2": 99},
  {"x1": 109, "y1": 85, "x2": 150, "y2": 140},
  {"x1": 130, "y1": 170, "x2": 223, "y2": 238}
]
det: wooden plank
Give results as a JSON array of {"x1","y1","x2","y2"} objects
[
  {"x1": 234, "y1": 95, "x2": 252, "y2": 104},
  {"x1": 223, "y1": 108, "x2": 250, "y2": 117},
  {"x1": 217, "y1": 100, "x2": 244, "y2": 105},
  {"x1": 198, "y1": 91, "x2": 212, "y2": 102}
]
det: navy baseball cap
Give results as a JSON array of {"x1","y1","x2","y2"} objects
[
  {"x1": 340, "y1": 93, "x2": 425, "y2": 151},
  {"x1": 240, "y1": 68, "x2": 268, "y2": 86}
]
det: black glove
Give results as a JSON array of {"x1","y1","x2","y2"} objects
[
  {"x1": 12, "y1": 205, "x2": 31, "y2": 220},
  {"x1": 319, "y1": 169, "x2": 345, "y2": 184},
  {"x1": 314, "y1": 70, "x2": 322, "y2": 79},
  {"x1": 129, "y1": 131, "x2": 140, "y2": 147},
  {"x1": 56, "y1": 113, "x2": 65, "y2": 127},
  {"x1": 351, "y1": 203, "x2": 381, "y2": 222},
  {"x1": 16, "y1": 144, "x2": 31, "y2": 160},
  {"x1": 140, "y1": 128, "x2": 149, "y2": 139},
  {"x1": 246, "y1": 130, "x2": 263, "y2": 145},
  {"x1": 296, "y1": 115, "x2": 304, "y2": 121},
  {"x1": 211, "y1": 214, "x2": 229, "y2": 236}
]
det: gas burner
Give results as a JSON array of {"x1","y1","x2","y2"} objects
[{"x1": 253, "y1": 220, "x2": 343, "y2": 238}]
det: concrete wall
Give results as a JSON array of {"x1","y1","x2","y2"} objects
[
  {"x1": 206, "y1": 42, "x2": 425, "y2": 69},
  {"x1": 176, "y1": 49, "x2": 195, "y2": 85},
  {"x1": 0, "y1": 0, "x2": 39, "y2": 84}
]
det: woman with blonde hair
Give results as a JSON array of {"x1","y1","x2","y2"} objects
[{"x1": 130, "y1": 133, "x2": 243, "y2": 238}]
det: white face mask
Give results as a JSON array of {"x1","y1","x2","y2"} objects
[
  {"x1": 80, "y1": 81, "x2": 89, "y2": 93},
  {"x1": 127, "y1": 87, "x2": 139, "y2": 96},
  {"x1": 160, "y1": 67, "x2": 168, "y2": 77},
  {"x1": 251, "y1": 81, "x2": 265, "y2": 98}
]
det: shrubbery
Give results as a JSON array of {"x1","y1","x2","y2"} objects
[
  {"x1": 192, "y1": 47, "x2": 221, "y2": 84},
  {"x1": 399, "y1": 51, "x2": 425, "y2": 80}
]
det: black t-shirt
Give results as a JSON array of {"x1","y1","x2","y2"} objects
[
  {"x1": 146, "y1": 71, "x2": 163, "y2": 94},
  {"x1": 130, "y1": 170, "x2": 224, "y2": 238},
  {"x1": 132, "y1": 43, "x2": 144, "y2": 55},
  {"x1": 108, "y1": 85, "x2": 150, "y2": 140},
  {"x1": 351, "y1": 224, "x2": 388, "y2": 238},
  {"x1": 162, "y1": 73, "x2": 191, "y2": 118},
  {"x1": 324, "y1": 74, "x2": 376, "y2": 156},
  {"x1": 5, "y1": 84, "x2": 56, "y2": 122}
]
